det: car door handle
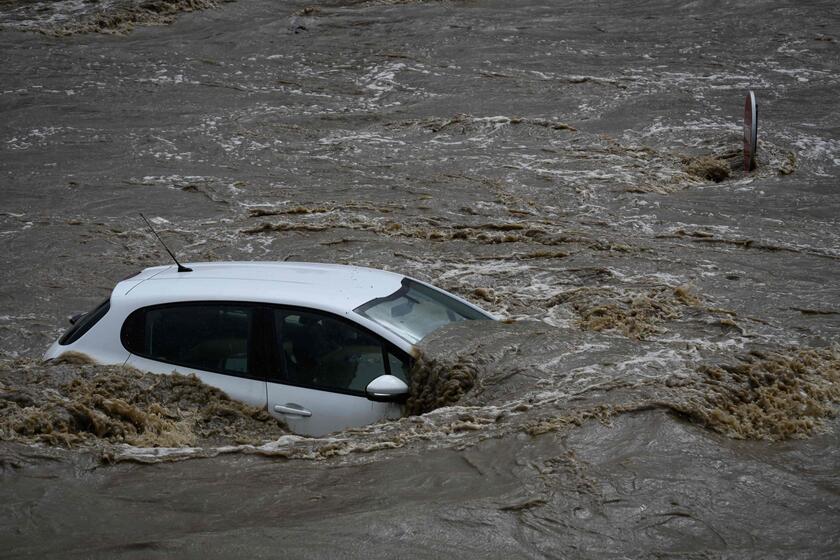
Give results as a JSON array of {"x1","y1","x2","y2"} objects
[{"x1": 274, "y1": 404, "x2": 312, "y2": 417}]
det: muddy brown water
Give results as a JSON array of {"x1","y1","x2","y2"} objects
[{"x1": 1, "y1": 0, "x2": 840, "y2": 557}]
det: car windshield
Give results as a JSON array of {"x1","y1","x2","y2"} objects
[{"x1": 354, "y1": 278, "x2": 492, "y2": 344}]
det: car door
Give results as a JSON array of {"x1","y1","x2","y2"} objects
[
  {"x1": 122, "y1": 302, "x2": 268, "y2": 409},
  {"x1": 267, "y1": 307, "x2": 410, "y2": 437}
]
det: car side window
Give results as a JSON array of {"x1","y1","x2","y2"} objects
[
  {"x1": 122, "y1": 304, "x2": 254, "y2": 376},
  {"x1": 274, "y1": 309, "x2": 403, "y2": 393},
  {"x1": 387, "y1": 351, "x2": 411, "y2": 383}
]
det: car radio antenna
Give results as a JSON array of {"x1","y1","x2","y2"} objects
[{"x1": 139, "y1": 213, "x2": 192, "y2": 273}]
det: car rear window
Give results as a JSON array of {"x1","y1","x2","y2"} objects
[{"x1": 59, "y1": 298, "x2": 111, "y2": 346}]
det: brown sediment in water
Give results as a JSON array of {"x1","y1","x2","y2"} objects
[
  {"x1": 619, "y1": 142, "x2": 797, "y2": 193},
  {"x1": 682, "y1": 155, "x2": 732, "y2": 182},
  {"x1": 0, "y1": 358, "x2": 287, "y2": 448},
  {"x1": 404, "y1": 321, "x2": 579, "y2": 417},
  {"x1": 52, "y1": 350, "x2": 98, "y2": 365},
  {"x1": 657, "y1": 229, "x2": 840, "y2": 260},
  {"x1": 247, "y1": 202, "x2": 403, "y2": 218},
  {"x1": 241, "y1": 218, "x2": 558, "y2": 245},
  {"x1": 241, "y1": 209, "x2": 604, "y2": 249},
  {"x1": 250, "y1": 206, "x2": 331, "y2": 217},
  {"x1": 549, "y1": 285, "x2": 701, "y2": 340},
  {"x1": 407, "y1": 327, "x2": 840, "y2": 444},
  {"x1": 404, "y1": 318, "x2": 840, "y2": 444},
  {"x1": 512, "y1": 346, "x2": 840, "y2": 442},
  {"x1": 243, "y1": 222, "x2": 333, "y2": 234},
  {"x1": 405, "y1": 352, "x2": 478, "y2": 416},
  {"x1": 295, "y1": 0, "x2": 449, "y2": 16},
  {"x1": 521, "y1": 403, "x2": 642, "y2": 437},
  {"x1": 675, "y1": 347, "x2": 840, "y2": 440},
  {"x1": 402, "y1": 113, "x2": 577, "y2": 133},
  {"x1": 778, "y1": 151, "x2": 797, "y2": 175},
  {"x1": 37, "y1": 0, "x2": 222, "y2": 36}
]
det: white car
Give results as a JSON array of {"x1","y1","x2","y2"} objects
[{"x1": 45, "y1": 262, "x2": 494, "y2": 436}]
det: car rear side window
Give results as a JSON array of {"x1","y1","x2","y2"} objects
[
  {"x1": 59, "y1": 298, "x2": 110, "y2": 346},
  {"x1": 122, "y1": 303, "x2": 255, "y2": 376}
]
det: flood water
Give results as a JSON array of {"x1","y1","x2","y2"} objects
[{"x1": 1, "y1": 0, "x2": 839, "y2": 557}]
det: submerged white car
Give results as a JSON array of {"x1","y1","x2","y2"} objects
[{"x1": 45, "y1": 262, "x2": 493, "y2": 436}]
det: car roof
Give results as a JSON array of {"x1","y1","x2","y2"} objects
[{"x1": 118, "y1": 261, "x2": 406, "y2": 314}]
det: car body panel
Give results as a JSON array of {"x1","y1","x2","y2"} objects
[
  {"x1": 44, "y1": 296, "x2": 132, "y2": 364},
  {"x1": 131, "y1": 261, "x2": 406, "y2": 311},
  {"x1": 125, "y1": 354, "x2": 268, "y2": 409},
  {"x1": 266, "y1": 382, "x2": 400, "y2": 436},
  {"x1": 44, "y1": 261, "x2": 495, "y2": 436}
]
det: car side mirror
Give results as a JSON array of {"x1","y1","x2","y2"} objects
[{"x1": 365, "y1": 374, "x2": 409, "y2": 403}]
